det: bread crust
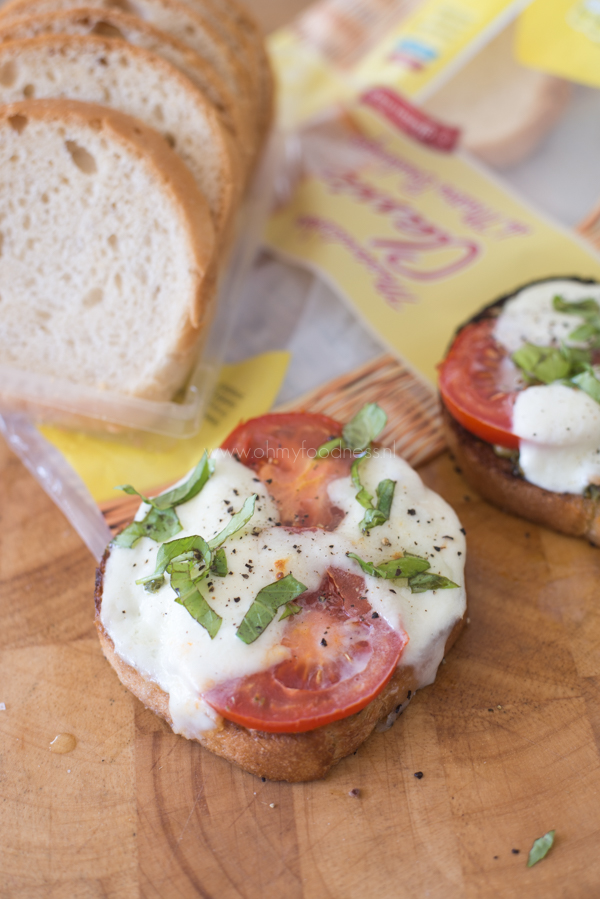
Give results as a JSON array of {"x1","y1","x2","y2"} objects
[
  {"x1": 95, "y1": 546, "x2": 466, "y2": 782},
  {"x1": 0, "y1": 98, "x2": 216, "y2": 398},
  {"x1": 442, "y1": 404, "x2": 600, "y2": 545},
  {"x1": 0, "y1": 7, "x2": 250, "y2": 160},
  {"x1": 0, "y1": 0, "x2": 257, "y2": 147},
  {"x1": 0, "y1": 33, "x2": 242, "y2": 236}
]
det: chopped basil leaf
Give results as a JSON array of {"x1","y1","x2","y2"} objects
[
  {"x1": 376, "y1": 479, "x2": 395, "y2": 519},
  {"x1": 527, "y1": 830, "x2": 555, "y2": 867},
  {"x1": 351, "y1": 457, "x2": 372, "y2": 508},
  {"x1": 210, "y1": 547, "x2": 228, "y2": 577},
  {"x1": 150, "y1": 452, "x2": 214, "y2": 510},
  {"x1": 316, "y1": 437, "x2": 344, "y2": 459},
  {"x1": 113, "y1": 506, "x2": 182, "y2": 548},
  {"x1": 113, "y1": 451, "x2": 214, "y2": 547},
  {"x1": 511, "y1": 344, "x2": 572, "y2": 384},
  {"x1": 553, "y1": 294, "x2": 599, "y2": 316},
  {"x1": 359, "y1": 478, "x2": 396, "y2": 532},
  {"x1": 346, "y1": 553, "x2": 381, "y2": 578},
  {"x1": 348, "y1": 551, "x2": 457, "y2": 593},
  {"x1": 115, "y1": 452, "x2": 213, "y2": 512},
  {"x1": 170, "y1": 564, "x2": 221, "y2": 639},
  {"x1": 508, "y1": 295, "x2": 600, "y2": 402},
  {"x1": 316, "y1": 403, "x2": 387, "y2": 457},
  {"x1": 136, "y1": 534, "x2": 211, "y2": 591},
  {"x1": 207, "y1": 494, "x2": 257, "y2": 550},
  {"x1": 376, "y1": 555, "x2": 431, "y2": 579},
  {"x1": 342, "y1": 403, "x2": 387, "y2": 452},
  {"x1": 348, "y1": 552, "x2": 430, "y2": 579},
  {"x1": 553, "y1": 294, "x2": 600, "y2": 347},
  {"x1": 407, "y1": 572, "x2": 459, "y2": 593},
  {"x1": 279, "y1": 602, "x2": 302, "y2": 620},
  {"x1": 572, "y1": 368, "x2": 600, "y2": 403},
  {"x1": 236, "y1": 573, "x2": 308, "y2": 644},
  {"x1": 351, "y1": 457, "x2": 396, "y2": 532},
  {"x1": 569, "y1": 322, "x2": 599, "y2": 343}
]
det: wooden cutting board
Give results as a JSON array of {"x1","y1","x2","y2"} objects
[{"x1": 2, "y1": 415, "x2": 600, "y2": 897}]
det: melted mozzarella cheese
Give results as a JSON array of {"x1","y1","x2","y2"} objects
[
  {"x1": 101, "y1": 449, "x2": 466, "y2": 739},
  {"x1": 494, "y1": 280, "x2": 600, "y2": 495},
  {"x1": 494, "y1": 279, "x2": 600, "y2": 353},
  {"x1": 513, "y1": 384, "x2": 600, "y2": 493}
]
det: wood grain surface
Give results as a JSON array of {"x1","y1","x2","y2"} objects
[
  {"x1": 3, "y1": 2, "x2": 600, "y2": 895},
  {"x1": 2, "y1": 431, "x2": 600, "y2": 897}
]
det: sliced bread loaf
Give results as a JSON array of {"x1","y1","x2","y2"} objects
[
  {"x1": 0, "y1": 7, "x2": 250, "y2": 165},
  {"x1": 0, "y1": 0, "x2": 258, "y2": 155},
  {"x1": 0, "y1": 98, "x2": 215, "y2": 399},
  {"x1": 0, "y1": 34, "x2": 240, "y2": 235}
]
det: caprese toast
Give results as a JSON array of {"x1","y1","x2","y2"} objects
[
  {"x1": 95, "y1": 405, "x2": 467, "y2": 781},
  {"x1": 439, "y1": 276, "x2": 600, "y2": 544}
]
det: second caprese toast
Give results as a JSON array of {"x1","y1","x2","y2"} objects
[{"x1": 439, "y1": 276, "x2": 600, "y2": 544}]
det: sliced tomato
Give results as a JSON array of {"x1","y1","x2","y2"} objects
[
  {"x1": 204, "y1": 568, "x2": 408, "y2": 733},
  {"x1": 439, "y1": 317, "x2": 519, "y2": 449},
  {"x1": 221, "y1": 412, "x2": 354, "y2": 529}
]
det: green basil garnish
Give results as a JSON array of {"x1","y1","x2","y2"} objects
[
  {"x1": 351, "y1": 456, "x2": 396, "y2": 532},
  {"x1": 136, "y1": 534, "x2": 211, "y2": 592},
  {"x1": 509, "y1": 294, "x2": 600, "y2": 405},
  {"x1": 553, "y1": 295, "x2": 599, "y2": 316},
  {"x1": 347, "y1": 551, "x2": 458, "y2": 594},
  {"x1": 113, "y1": 452, "x2": 214, "y2": 547},
  {"x1": 406, "y1": 572, "x2": 460, "y2": 593},
  {"x1": 511, "y1": 344, "x2": 573, "y2": 385},
  {"x1": 170, "y1": 561, "x2": 222, "y2": 639},
  {"x1": 527, "y1": 830, "x2": 555, "y2": 867},
  {"x1": 571, "y1": 368, "x2": 600, "y2": 403},
  {"x1": 236, "y1": 573, "x2": 308, "y2": 644},
  {"x1": 207, "y1": 494, "x2": 257, "y2": 550},
  {"x1": 210, "y1": 547, "x2": 228, "y2": 577},
  {"x1": 133, "y1": 494, "x2": 257, "y2": 638},
  {"x1": 553, "y1": 294, "x2": 600, "y2": 345},
  {"x1": 113, "y1": 506, "x2": 182, "y2": 549},
  {"x1": 342, "y1": 403, "x2": 388, "y2": 451},
  {"x1": 316, "y1": 403, "x2": 387, "y2": 458},
  {"x1": 279, "y1": 602, "x2": 302, "y2": 620},
  {"x1": 348, "y1": 551, "x2": 430, "y2": 580}
]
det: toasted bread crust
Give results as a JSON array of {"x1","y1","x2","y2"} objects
[
  {"x1": 442, "y1": 404, "x2": 600, "y2": 545},
  {"x1": 95, "y1": 548, "x2": 465, "y2": 782}
]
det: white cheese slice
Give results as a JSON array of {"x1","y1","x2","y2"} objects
[
  {"x1": 101, "y1": 449, "x2": 466, "y2": 739},
  {"x1": 494, "y1": 279, "x2": 600, "y2": 495}
]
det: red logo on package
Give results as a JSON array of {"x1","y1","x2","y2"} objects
[{"x1": 360, "y1": 88, "x2": 460, "y2": 152}]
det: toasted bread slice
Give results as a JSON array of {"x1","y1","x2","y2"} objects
[
  {"x1": 95, "y1": 547, "x2": 465, "y2": 782},
  {"x1": 443, "y1": 406, "x2": 600, "y2": 545},
  {"x1": 0, "y1": 34, "x2": 240, "y2": 235},
  {"x1": 0, "y1": 98, "x2": 215, "y2": 398}
]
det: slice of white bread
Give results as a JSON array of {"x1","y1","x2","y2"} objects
[
  {"x1": 0, "y1": 7, "x2": 250, "y2": 165},
  {"x1": 0, "y1": 34, "x2": 240, "y2": 235},
  {"x1": 0, "y1": 98, "x2": 215, "y2": 399},
  {"x1": 0, "y1": 0, "x2": 258, "y2": 151},
  {"x1": 195, "y1": 0, "x2": 275, "y2": 144},
  {"x1": 423, "y1": 23, "x2": 570, "y2": 168},
  {"x1": 181, "y1": 0, "x2": 273, "y2": 165}
]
